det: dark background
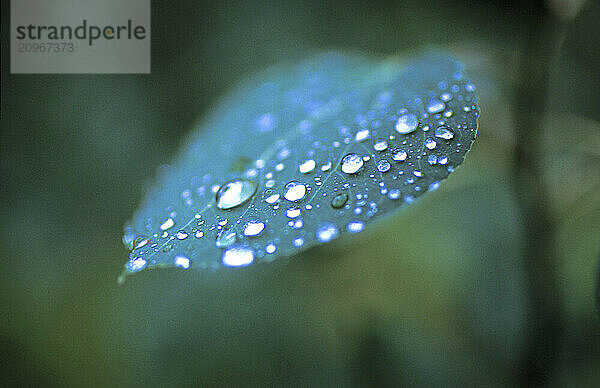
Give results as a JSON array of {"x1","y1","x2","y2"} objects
[{"x1": 2, "y1": 0, "x2": 599, "y2": 386}]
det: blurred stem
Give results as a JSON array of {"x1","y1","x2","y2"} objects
[{"x1": 513, "y1": 2, "x2": 566, "y2": 385}]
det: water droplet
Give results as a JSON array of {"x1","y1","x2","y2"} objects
[
  {"x1": 174, "y1": 254, "x2": 191, "y2": 269},
  {"x1": 243, "y1": 221, "x2": 265, "y2": 237},
  {"x1": 286, "y1": 207, "x2": 302, "y2": 218},
  {"x1": 346, "y1": 221, "x2": 365, "y2": 233},
  {"x1": 215, "y1": 179, "x2": 257, "y2": 210},
  {"x1": 331, "y1": 192, "x2": 349, "y2": 208},
  {"x1": 413, "y1": 170, "x2": 423, "y2": 177},
  {"x1": 215, "y1": 230, "x2": 237, "y2": 248},
  {"x1": 373, "y1": 139, "x2": 388, "y2": 151},
  {"x1": 222, "y1": 246, "x2": 254, "y2": 267},
  {"x1": 266, "y1": 243, "x2": 277, "y2": 254},
  {"x1": 316, "y1": 223, "x2": 339, "y2": 243},
  {"x1": 392, "y1": 149, "x2": 408, "y2": 162},
  {"x1": 160, "y1": 218, "x2": 175, "y2": 231},
  {"x1": 355, "y1": 128, "x2": 370, "y2": 142},
  {"x1": 434, "y1": 125, "x2": 454, "y2": 140},
  {"x1": 176, "y1": 230, "x2": 188, "y2": 240},
  {"x1": 341, "y1": 153, "x2": 364, "y2": 174},
  {"x1": 395, "y1": 113, "x2": 418, "y2": 134},
  {"x1": 425, "y1": 138, "x2": 437, "y2": 150},
  {"x1": 127, "y1": 257, "x2": 147, "y2": 272},
  {"x1": 194, "y1": 230, "x2": 204, "y2": 238},
  {"x1": 263, "y1": 189, "x2": 280, "y2": 204},
  {"x1": 299, "y1": 159, "x2": 316, "y2": 174},
  {"x1": 283, "y1": 181, "x2": 307, "y2": 201},
  {"x1": 377, "y1": 160, "x2": 391, "y2": 172},
  {"x1": 440, "y1": 92, "x2": 452, "y2": 101},
  {"x1": 438, "y1": 155, "x2": 449, "y2": 165},
  {"x1": 427, "y1": 98, "x2": 445, "y2": 113},
  {"x1": 388, "y1": 188, "x2": 401, "y2": 200},
  {"x1": 320, "y1": 161, "x2": 332, "y2": 171},
  {"x1": 133, "y1": 236, "x2": 149, "y2": 249},
  {"x1": 427, "y1": 154, "x2": 438, "y2": 165}
]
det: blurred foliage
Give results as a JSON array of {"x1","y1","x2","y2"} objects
[{"x1": 1, "y1": 0, "x2": 599, "y2": 386}]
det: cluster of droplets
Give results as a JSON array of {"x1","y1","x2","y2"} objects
[{"x1": 124, "y1": 73, "x2": 477, "y2": 274}]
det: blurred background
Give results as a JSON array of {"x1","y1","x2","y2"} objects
[{"x1": 1, "y1": 0, "x2": 599, "y2": 386}]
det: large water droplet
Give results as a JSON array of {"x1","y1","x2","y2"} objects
[
  {"x1": 263, "y1": 189, "x2": 280, "y2": 204},
  {"x1": 425, "y1": 138, "x2": 437, "y2": 150},
  {"x1": 215, "y1": 179, "x2": 257, "y2": 210},
  {"x1": 221, "y1": 246, "x2": 254, "y2": 267},
  {"x1": 283, "y1": 181, "x2": 307, "y2": 201},
  {"x1": 286, "y1": 207, "x2": 302, "y2": 218},
  {"x1": 341, "y1": 153, "x2": 364, "y2": 174},
  {"x1": 127, "y1": 257, "x2": 147, "y2": 272},
  {"x1": 133, "y1": 236, "x2": 149, "y2": 249},
  {"x1": 377, "y1": 160, "x2": 391, "y2": 172},
  {"x1": 355, "y1": 128, "x2": 370, "y2": 142},
  {"x1": 392, "y1": 149, "x2": 407, "y2": 162},
  {"x1": 174, "y1": 254, "x2": 191, "y2": 269},
  {"x1": 331, "y1": 192, "x2": 349, "y2": 208},
  {"x1": 427, "y1": 98, "x2": 445, "y2": 113},
  {"x1": 316, "y1": 223, "x2": 339, "y2": 242},
  {"x1": 299, "y1": 159, "x2": 316, "y2": 173},
  {"x1": 243, "y1": 221, "x2": 265, "y2": 237},
  {"x1": 266, "y1": 243, "x2": 277, "y2": 254},
  {"x1": 160, "y1": 218, "x2": 175, "y2": 231},
  {"x1": 346, "y1": 221, "x2": 365, "y2": 233},
  {"x1": 373, "y1": 139, "x2": 388, "y2": 151},
  {"x1": 320, "y1": 161, "x2": 332, "y2": 171},
  {"x1": 395, "y1": 113, "x2": 418, "y2": 134},
  {"x1": 434, "y1": 125, "x2": 455, "y2": 140}
]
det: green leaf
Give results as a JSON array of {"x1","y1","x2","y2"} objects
[{"x1": 120, "y1": 50, "x2": 479, "y2": 279}]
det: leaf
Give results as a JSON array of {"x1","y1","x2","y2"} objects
[{"x1": 120, "y1": 50, "x2": 479, "y2": 279}]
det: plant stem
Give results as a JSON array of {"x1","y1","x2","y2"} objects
[{"x1": 513, "y1": 2, "x2": 566, "y2": 385}]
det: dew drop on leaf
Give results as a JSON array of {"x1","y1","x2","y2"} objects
[
  {"x1": 174, "y1": 254, "x2": 191, "y2": 269},
  {"x1": 355, "y1": 128, "x2": 370, "y2": 142},
  {"x1": 283, "y1": 181, "x2": 307, "y2": 202},
  {"x1": 392, "y1": 149, "x2": 408, "y2": 162},
  {"x1": 377, "y1": 160, "x2": 391, "y2": 172},
  {"x1": 395, "y1": 113, "x2": 418, "y2": 134},
  {"x1": 316, "y1": 223, "x2": 339, "y2": 243},
  {"x1": 346, "y1": 221, "x2": 365, "y2": 233},
  {"x1": 425, "y1": 138, "x2": 437, "y2": 150},
  {"x1": 215, "y1": 179, "x2": 258, "y2": 210},
  {"x1": 434, "y1": 125, "x2": 455, "y2": 140},
  {"x1": 373, "y1": 139, "x2": 388, "y2": 151},
  {"x1": 243, "y1": 221, "x2": 265, "y2": 237},
  {"x1": 160, "y1": 218, "x2": 175, "y2": 231},
  {"x1": 298, "y1": 159, "x2": 316, "y2": 174},
  {"x1": 341, "y1": 153, "x2": 364, "y2": 174},
  {"x1": 221, "y1": 246, "x2": 254, "y2": 267},
  {"x1": 286, "y1": 207, "x2": 302, "y2": 218},
  {"x1": 427, "y1": 97, "x2": 445, "y2": 113},
  {"x1": 127, "y1": 257, "x2": 147, "y2": 272},
  {"x1": 330, "y1": 192, "x2": 349, "y2": 209}
]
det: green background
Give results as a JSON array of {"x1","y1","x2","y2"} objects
[{"x1": 1, "y1": 0, "x2": 599, "y2": 386}]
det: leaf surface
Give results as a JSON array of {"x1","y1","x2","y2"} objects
[{"x1": 121, "y1": 51, "x2": 479, "y2": 278}]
